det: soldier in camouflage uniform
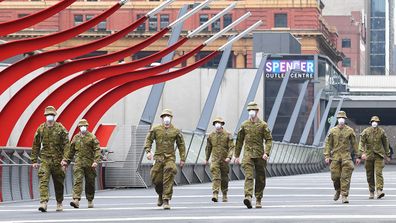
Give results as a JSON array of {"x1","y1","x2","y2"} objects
[
  {"x1": 205, "y1": 117, "x2": 234, "y2": 203},
  {"x1": 324, "y1": 111, "x2": 360, "y2": 204},
  {"x1": 144, "y1": 109, "x2": 186, "y2": 210},
  {"x1": 359, "y1": 116, "x2": 390, "y2": 199},
  {"x1": 62, "y1": 119, "x2": 101, "y2": 208},
  {"x1": 31, "y1": 106, "x2": 69, "y2": 212},
  {"x1": 235, "y1": 102, "x2": 272, "y2": 209}
]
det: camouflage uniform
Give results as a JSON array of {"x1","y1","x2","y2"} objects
[
  {"x1": 235, "y1": 102, "x2": 272, "y2": 208},
  {"x1": 359, "y1": 116, "x2": 390, "y2": 198},
  {"x1": 205, "y1": 117, "x2": 234, "y2": 201},
  {"x1": 144, "y1": 109, "x2": 186, "y2": 209},
  {"x1": 324, "y1": 111, "x2": 358, "y2": 203},
  {"x1": 31, "y1": 106, "x2": 69, "y2": 211},
  {"x1": 64, "y1": 120, "x2": 101, "y2": 206}
]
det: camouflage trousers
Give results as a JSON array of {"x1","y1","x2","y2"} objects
[
  {"x1": 210, "y1": 161, "x2": 230, "y2": 194},
  {"x1": 72, "y1": 165, "x2": 97, "y2": 201},
  {"x1": 242, "y1": 157, "x2": 267, "y2": 199},
  {"x1": 150, "y1": 159, "x2": 177, "y2": 200},
  {"x1": 330, "y1": 159, "x2": 354, "y2": 196},
  {"x1": 365, "y1": 154, "x2": 385, "y2": 192},
  {"x1": 38, "y1": 159, "x2": 65, "y2": 203}
]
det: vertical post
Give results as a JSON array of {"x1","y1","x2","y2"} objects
[
  {"x1": 312, "y1": 96, "x2": 333, "y2": 146},
  {"x1": 283, "y1": 80, "x2": 309, "y2": 143},
  {"x1": 139, "y1": 5, "x2": 189, "y2": 125},
  {"x1": 299, "y1": 88, "x2": 323, "y2": 145},
  {"x1": 234, "y1": 54, "x2": 268, "y2": 136},
  {"x1": 267, "y1": 69, "x2": 292, "y2": 131}
]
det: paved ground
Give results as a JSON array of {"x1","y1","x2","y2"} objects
[{"x1": 2, "y1": 165, "x2": 396, "y2": 223}]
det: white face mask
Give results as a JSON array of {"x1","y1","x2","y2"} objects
[
  {"x1": 46, "y1": 115, "x2": 55, "y2": 122},
  {"x1": 80, "y1": 126, "x2": 87, "y2": 133},
  {"x1": 338, "y1": 118, "x2": 345, "y2": 125},
  {"x1": 215, "y1": 123, "x2": 222, "y2": 130},
  {"x1": 248, "y1": 110, "x2": 256, "y2": 119},
  {"x1": 163, "y1": 116, "x2": 171, "y2": 125},
  {"x1": 371, "y1": 122, "x2": 378, "y2": 128}
]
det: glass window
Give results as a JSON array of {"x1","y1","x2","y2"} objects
[
  {"x1": 370, "y1": 55, "x2": 385, "y2": 66},
  {"x1": 160, "y1": 14, "x2": 169, "y2": 29},
  {"x1": 85, "y1": 15, "x2": 94, "y2": 31},
  {"x1": 195, "y1": 51, "x2": 233, "y2": 68},
  {"x1": 342, "y1": 58, "x2": 351, "y2": 67},
  {"x1": 18, "y1": 14, "x2": 29, "y2": 18},
  {"x1": 371, "y1": 18, "x2": 385, "y2": 29},
  {"x1": 211, "y1": 14, "x2": 220, "y2": 32},
  {"x1": 137, "y1": 14, "x2": 146, "y2": 31},
  {"x1": 223, "y1": 14, "x2": 232, "y2": 28},
  {"x1": 74, "y1": 15, "x2": 83, "y2": 26},
  {"x1": 370, "y1": 66, "x2": 385, "y2": 75},
  {"x1": 97, "y1": 20, "x2": 107, "y2": 31},
  {"x1": 371, "y1": 32, "x2": 385, "y2": 42},
  {"x1": 341, "y1": 38, "x2": 351, "y2": 48},
  {"x1": 274, "y1": 13, "x2": 287, "y2": 28},
  {"x1": 370, "y1": 42, "x2": 385, "y2": 54},
  {"x1": 149, "y1": 15, "x2": 157, "y2": 31},
  {"x1": 199, "y1": 14, "x2": 209, "y2": 31},
  {"x1": 371, "y1": 0, "x2": 386, "y2": 17}
]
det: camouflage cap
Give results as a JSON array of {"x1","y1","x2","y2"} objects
[
  {"x1": 336, "y1": 111, "x2": 347, "y2": 119},
  {"x1": 370, "y1": 116, "x2": 380, "y2": 123},
  {"x1": 44, "y1": 106, "x2": 57, "y2": 116},
  {"x1": 212, "y1": 117, "x2": 225, "y2": 126},
  {"x1": 247, "y1": 101, "x2": 259, "y2": 111},
  {"x1": 160, "y1": 109, "x2": 173, "y2": 118},
  {"x1": 78, "y1": 119, "x2": 89, "y2": 127}
]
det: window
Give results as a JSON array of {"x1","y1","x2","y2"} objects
[
  {"x1": 160, "y1": 15, "x2": 169, "y2": 29},
  {"x1": 342, "y1": 38, "x2": 351, "y2": 48},
  {"x1": 199, "y1": 14, "x2": 209, "y2": 31},
  {"x1": 137, "y1": 14, "x2": 146, "y2": 31},
  {"x1": 149, "y1": 15, "x2": 157, "y2": 31},
  {"x1": 370, "y1": 55, "x2": 385, "y2": 66},
  {"x1": 274, "y1": 13, "x2": 287, "y2": 28},
  {"x1": 223, "y1": 14, "x2": 232, "y2": 28},
  {"x1": 85, "y1": 15, "x2": 95, "y2": 31},
  {"x1": 195, "y1": 51, "x2": 233, "y2": 68},
  {"x1": 74, "y1": 15, "x2": 83, "y2": 26},
  {"x1": 342, "y1": 58, "x2": 351, "y2": 67},
  {"x1": 97, "y1": 20, "x2": 107, "y2": 31},
  {"x1": 212, "y1": 14, "x2": 220, "y2": 32},
  {"x1": 18, "y1": 14, "x2": 29, "y2": 18},
  {"x1": 73, "y1": 14, "x2": 106, "y2": 31}
]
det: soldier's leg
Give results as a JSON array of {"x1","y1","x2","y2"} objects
[
  {"x1": 51, "y1": 162, "x2": 65, "y2": 203},
  {"x1": 150, "y1": 161, "x2": 164, "y2": 196},
  {"x1": 254, "y1": 158, "x2": 266, "y2": 199},
  {"x1": 241, "y1": 157, "x2": 254, "y2": 198},
  {"x1": 365, "y1": 159, "x2": 375, "y2": 193},
  {"x1": 220, "y1": 162, "x2": 230, "y2": 194},
  {"x1": 84, "y1": 166, "x2": 97, "y2": 202},
  {"x1": 38, "y1": 162, "x2": 51, "y2": 203},
  {"x1": 340, "y1": 159, "x2": 354, "y2": 196},
  {"x1": 72, "y1": 166, "x2": 84, "y2": 200},
  {"x1": 374, "y1": 157, "x2": 385, "y2": 192},
  {"x1": 330, "y1": 160, "x2": 342, "y2": 192},
  {"x1": 162, "y1": 160, "x2": 177, "y2": 200},
  {"x1": 210, "y1": 162, "x2": 221, "y2": 194}
]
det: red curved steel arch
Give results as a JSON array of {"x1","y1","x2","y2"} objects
[
  {"x1": 75, "y1": 52, "x2": 218, "y2": 135},
  {"x1": 0, "y1": 28, "x2": 169, "y2": 146},
  {"x1": 17, "y1": 37, "x2": 188, "y2": 147},
  {"x1": 0, "y1": 16, "x2": 147, "y2": 95},
  {"x1": 0, "y1": 2, "x2": 122, "y2": 61},
  {"x1": 57, "y1": 45, "x2": 207, "y2": 132},
  {"x1": 0, "y1": 0, "x2": 77, "y2": 36}
]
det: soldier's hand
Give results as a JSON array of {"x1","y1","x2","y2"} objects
[
  {"x1": 385, "y1": 156, "x2": 391, "y2": 163},
  {"x1": 262, "y1": 154, "x2": 269, "y2": 161},
  {"x1": 180, "y1": 161, "x2": 185, "y2": 168},
  {"x1": 61, "y1": 159, "x2": 68, "y2": 167},
  {"x1": 91, "y1": 162, "x2": 98, "y2": 168},
  {"x1": 146, "y1": 152, "x2": 153, "y2": 160},
  {"x1": 62, "y1": 165, "x2": 67, "y2": 173},
  {"x1": 324, "y1": 158, "x2": 330, "y2": 165},
  {"x1": 32, "y1": 163, "x2": 39, "y2": 169},
  {"x1": 355, "y1": 158, "x2": 361, "y2": 166},
  {"x1": 225, "y1": 158, "x2": 231, "y2": 163},
  {"x1": 361, "y1": 153, "x2": 367, "y2": 160},
  {"x1": 235, "y1": 157, "x2": 240, "y2": 165},
  {"x1": 204, "y1": 160, "x2": 208, "y2": 165}
]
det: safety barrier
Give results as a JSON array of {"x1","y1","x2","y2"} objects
[{"x1": 0, "y1": 147, "x2": 104, "y2": 203}]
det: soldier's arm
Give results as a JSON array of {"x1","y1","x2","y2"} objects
[
  {"x1": 235, "y1": 126, "x2": 245, "y2": 158},
  {"x1": 358, "y1": 132, "x2": 366, "y2": 157},
  {"x1": 227, "y1": 134, "x2": 235, "y2": 159},
  {"x1": 263, "y1": 125, "x2": 273, "y2": 156},
  {"x1": 176, "y1": 130, "x2": 186, "y2": 162},
  {"x1": 350, "y1": 130, "x2": 358, "y2": 158},
  {"x1": 205, "y1": 136, "x2": 212, "y2": 162},
  {"x1": 93, "y1": 136, "x2": 101, "y2": 163},
  {"x1": 60, "y1": 125, "x2": 70, "y2": 156},
  {"x1": 144, "y1": 128, "x2": 155, "y2": 154},
  {"x1": 64, "y1": 137, "x2": 76, "y2": 162},
  {"x1": 31, "y1": 127, "x2": 42, "y2": 163},
  {"x1": 324, "y1": 132, "x2": 333, "y2": 159},
  {"x1": 382, "y1": 130, "x2": 390, "y2": 157}
]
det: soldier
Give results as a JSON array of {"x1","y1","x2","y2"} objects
[
  {"x1": 144, "y1": 109, "x2": 186, "y2": 210},
  {"x1": 324, "y1": 111, "x2": 361, "y2": 204},
  {"x1": 359, "y1": 116, "x2": 390, "y2": 199},
  {"x1": 62, "y1": 119, "x2": 101, "y2": 208},
  {"x1": 235, "y1": 102, "x2": 273, "y2": 209},
  {"x1": 205, "y1": 117, "x2": 234, "y2": 203},
  {"x1": 31, "y1": 106, "x2": 69, "y2": 212}
]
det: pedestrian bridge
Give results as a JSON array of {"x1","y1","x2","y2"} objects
[{"x1": 2, "y1": 166, "x2": 396, "y2": 223}]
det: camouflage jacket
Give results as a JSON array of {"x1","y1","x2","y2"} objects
[
  {"x1": 324, "y1": 125, "x2": 358, "y2": 160},
  {"x1": 64, "y1": 131, "x2": 101, "y2": 167},
  {"x1": 359, "y1": 127, "x2": 390, "y2": 159},
  {"x1": 31, "y1": 122, "x2": 69, "y2": 163},
  {"x1": 235, "y1": 118, "x2": 273, "y2": 159},
  {"x1": 205, "y1": 129, "x2": 234, "y2": 162},
  {"x1": 144, "y1": 124, "x2": 186, "y2": 162}
]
